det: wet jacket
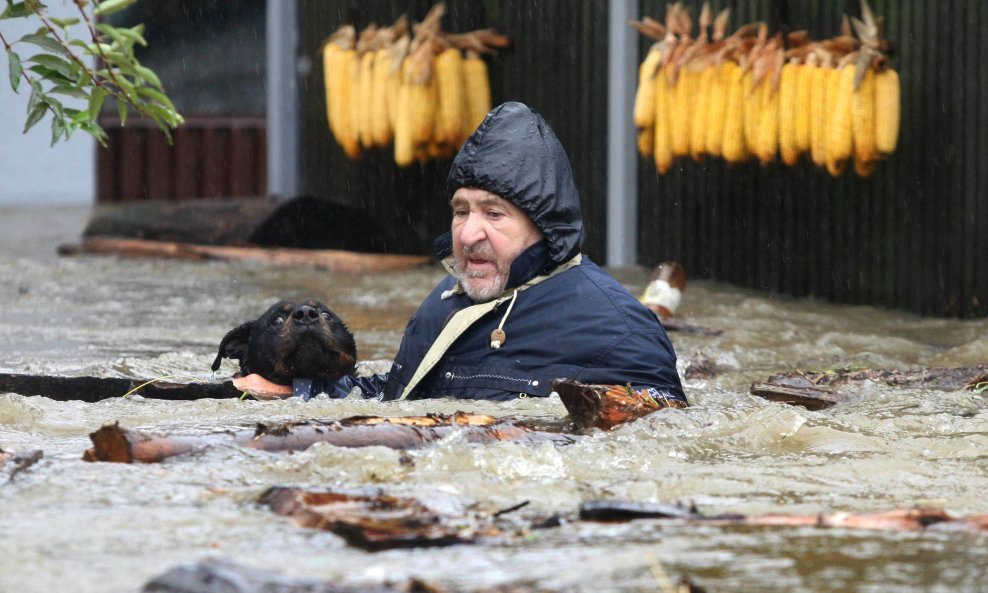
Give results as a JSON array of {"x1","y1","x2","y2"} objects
[{"x1": 304, "y1": 102, "x2": 684, "y2": 402}]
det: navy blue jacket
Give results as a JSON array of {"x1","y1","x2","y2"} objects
[{"x1": 302, "y1": 102, "x2": 684, "y2": 403}]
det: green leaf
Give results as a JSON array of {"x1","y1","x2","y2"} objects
[
  {"x1": 88, "y1": 86, "x2": 107, "y2": 119},
  {"x1": 49, "y1": 17, "x2": 80, "y2": 29},
  {"x1": 27, "y1": 53, "x2": 73, "y2": 79},
  {"x1": 0, "y1": 2, "x2": 28, "y2": 19},
  {"x1": 50, "y1": 111, "x2": 66, "y2": 146},
  {"x1": 117, "y1": 97, "x2": 127, "y2": 125},
  {"x1": 94, "y1": 0, "x2": 137, "y2": 17},
  {"x1": 19, "y1": 33, "x2": 65, "y2": 55},
  {"x1": 135, "y1": 85, "x2": 176, "y2": 112},
  {"x1": 49, "y1": 83, "x2": 88, "y2": 99},
  {"x1": 27, "y1": 64, "x2": 73, "y2": 84},
  {"x1": 80, "y1": 120, "x2": 109, "y2": 147},
  {"x1": 7, "y1": 49, "x2": 22, "y2": 92},
  {"x1": 23, "y1": 98, "x2": 47, "y2": 133},
  {"x1": 133, "y1": 64, "x2": 161, "y2": 88},
  {"x1": 96, "y1": 23, "x2": 136, "y2": 52}
]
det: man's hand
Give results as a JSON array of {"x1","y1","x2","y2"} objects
[{"x1": 232, "y1": 374, "x2": 293, "y2": 400}]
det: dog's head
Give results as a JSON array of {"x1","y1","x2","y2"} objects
[{"x1": 211, "y1": 299, "x2": 357, "y2": 385}]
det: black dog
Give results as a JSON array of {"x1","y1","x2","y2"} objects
[{"x1": 211, "y1": 300, "x2": 357, "y2": 385}]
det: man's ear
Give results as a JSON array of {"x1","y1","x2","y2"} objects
[{"x1": 211, "y1": 321, "x2": 253, "y2": 371}]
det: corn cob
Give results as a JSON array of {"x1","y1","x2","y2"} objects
[
  {"x1": 393, "y1": 59, "x2": 415, "y2": 167},
  {"x1": 357, "y1": 50, "x2": 376, "y2": 148},
  {"x1": 794, "y1": 60, "x2": 813, "y2": 152},
  {"x1": 777, "y1": 61, "x2": 799, "y2": 165},
  {"x1": 743, "y1": 70, "x2": 760, "y2": 156},
  {"x1": 387, "y1": 36, "x2": 409, "y2": 133},
  {"x1": 670, "y1": 68, "x2": 694, "y2": 157},
  {"x1": 637, "y1": 126, "x2": 654, "y2": 157},
  {"x1": 322, "y1": 43, "x2": 340, "y2": 140},
  {"x1": 338, "y1": 48, "x2": 362, "y2": 160},
  {"x1": 809, "y1": 62, "x2": 829, "y2": 168},
  {"x1": 853, "y1": 155, "x2": 876, "y2": 177},
  {"x1": 690, "y1": 65, "x2": 715, "y2": 161},
  {"x1": 434, "y1": 47, "x2": 467, "y2": 147},
  {"x1": 852, "y1": 65, "x2": 877, "y2": 164},
  {"x1": 874, "y1": 67, "x2": 900, "y2": 154},
  {"x1": 704, "y1": 61, "x2": 728, "y2": 156},
  {"x1": 369, "y1": 48, "x2": 393, "y2": 147},
  {"x1": 756, "y1": 75, "x2": 779, "y2": 164},
  {"x1": 826, "y1": 63, "x2": 855, "y2": 175},
  {"x1": 653, "y1": 64, "x2": 673, "y2": 174},
  {"x1": 462, "y1": 50, "x2": 491, "y2": 137},
  {"x1": 634, "y1": 44, "x2": 664, "y2": 128},
  {"x1": 406, "y1": 45, "x2": 437, "y2": 148},
  {"x1": 721, "y1": 61, "x2": 747, "y2": 163}
]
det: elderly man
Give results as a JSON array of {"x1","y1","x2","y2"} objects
[{"x1": 239, "y1": 102, "x2": 685, "y2": 403}]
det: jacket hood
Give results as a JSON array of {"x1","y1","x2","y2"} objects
[{"x1": 446, "y1": 102, "x2": 584, "y2": 268}]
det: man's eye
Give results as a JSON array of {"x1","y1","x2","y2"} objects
[
  {"x1": 453, "y1": 209, "x2": 468, "y2": 217},
  {"x1": 487, "y1": 210, "x2": 503, "y2": 219}
]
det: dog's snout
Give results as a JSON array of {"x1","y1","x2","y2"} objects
[{"x1": 291, "y1": 305, "x2": 320, "y2": 325}]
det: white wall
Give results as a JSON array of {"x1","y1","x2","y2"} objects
[{"x1": 0, "y1": 7, "x2": 94, "y2": 206}]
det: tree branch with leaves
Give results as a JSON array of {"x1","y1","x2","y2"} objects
[{"x1": 1, "y1": 0, "x2": 182, "y2": 146}]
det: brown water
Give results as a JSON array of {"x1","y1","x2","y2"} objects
[{"x1": 1, "y1": 206, "x2": 986, "y2": 593}]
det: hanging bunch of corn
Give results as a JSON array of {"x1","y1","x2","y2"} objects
[
  {"x1": 631, "y1": 0, "x2": 898, "y2": 178},
  {"x1": 320, "y1": 3, "x2": 509, "y2": 167}
]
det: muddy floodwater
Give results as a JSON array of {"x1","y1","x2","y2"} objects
[{"x1": 1, "y1": 206, "x2": 987, "y2": 593}]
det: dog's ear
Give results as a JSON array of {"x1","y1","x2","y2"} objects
[{"x1": 211, "y1": 321, "x2": 253, "y2": 372}]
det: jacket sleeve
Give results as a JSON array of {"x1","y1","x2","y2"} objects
[{"x1": 292, "y1": 374, "x2": 389, "y2": 401}]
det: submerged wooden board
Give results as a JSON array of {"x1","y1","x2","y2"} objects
[
  {"x1": 0, "y1": 373, "x2": 239, "y2": 403},
  {"x1": 59, "y1": 237, "x2": 433, "y2": 273}
]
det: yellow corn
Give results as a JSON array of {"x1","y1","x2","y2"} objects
[
  {"x1": 434, "y1": 47, "x2": 466, "y2": 147},
  {"x1": 637, "y1": 126, "x2": 654, "y2": 157},
  {"x1": 393, "y1": 60, "x2": 415, "y2": 167},
  {"x1": 743, "y1": 70, "x2": 760, "y2": 156},
  {"x1": 369, "y1": 48, "x2": 393, "y2": 147},
  {"x1": 337, "y1": 48, "x2": 361, "y2": 160},
  {"x1": 634, "y1": 45, "x2": 663, "y2": 128},
  {"x1": 794, "y1": 62, "x2": 813, "y2": 153},
  {"x1": 756, "y1": 75, "x2": 779, "y2": 164},
  {"x1": 670, "y1": 68, "x2": 694, "y2": 157},
  {"x1": 704, "y1": 62, "x2": 728, "y2": 156},
  {"x1": 690, "y1": 65, "x2": 715, "y2": 161},
  {"x1": 852, "y1": 66, "x2": 878, "y2": 165},
  {"x1": 874, "y1": 68, "x2": 900, "y2": 154},
  {"x1": 809, "y1": 64, "x2": 829, "y2": 168},
  {"x1": 356, "y1": 50, "x2": 376, "y2": 148},
  {"x1": 653, "y1": 65, "x2": 673, "y2": 174},
  {"x1": 777, "y1": 62, "x2": 799, "y2": 165},
  {"x1": 462, "y1": 50, "x2": 491, "y2": 137},
  {"x1": 721, "y1": 61, "x2": 747, "y2": 163},
  {"x1": 406, "y1": 50, "x2": 437, "y2": 147},
  {"x1": 826, "y1": 63, "x2": 855, "y2": 173},
  {"x1": 853, "y1": 155, "x2": 876, "y2": 177}
]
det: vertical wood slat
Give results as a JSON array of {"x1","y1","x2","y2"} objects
[{"x1": 96, "y1": 115, "x2": 266, "y2": 204}]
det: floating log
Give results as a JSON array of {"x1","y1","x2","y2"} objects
[
  {"x1": 80, "y1": 196, "x2": 411, "y2": 252},
  {"x1": 750, "y1": 364, "x2": 988, "y2": 410},
  {"x1": 58, "y1": 237, "x2": 432, "y2": 273},
  {"x1": 262, "y1": 487, "x2": 499, "y2": 551},
  {"x1": 143, "y1": 559, "x2": 406, "y2": 593},
  {"x1": 0, "y1": 373, "x2": 239, "y2": 403},
  {"x1": 1, "y1": 447, "x2": 43, "y2": 483},
  {"x1": 554, "y1": 379, "x2": 687, "y2": 431},
  {"x1": 83, "y1": 414, "x2": 576, "y2": 463},
  {"x1": 579, "y1": 500, "x2": 988, "y2": 533}
]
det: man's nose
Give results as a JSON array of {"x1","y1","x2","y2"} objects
[{"x1": 457, "y1": 213, "x2": 487, "y2": 245}]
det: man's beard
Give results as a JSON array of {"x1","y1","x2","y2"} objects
[{"x1": 454, "y1": 243, "x2": 508, "y2": 302}]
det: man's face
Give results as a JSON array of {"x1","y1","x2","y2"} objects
[{"x1": 450, "y1": 187, "x2": 544, "y2": 302}]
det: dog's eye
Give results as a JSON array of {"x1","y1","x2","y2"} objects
[
  {"x1": 320, "y1": 311, "x2": 332, "y2": 320},
  {"x1": 271, "y1": 316, "x2": 285, "y2": 326}
]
